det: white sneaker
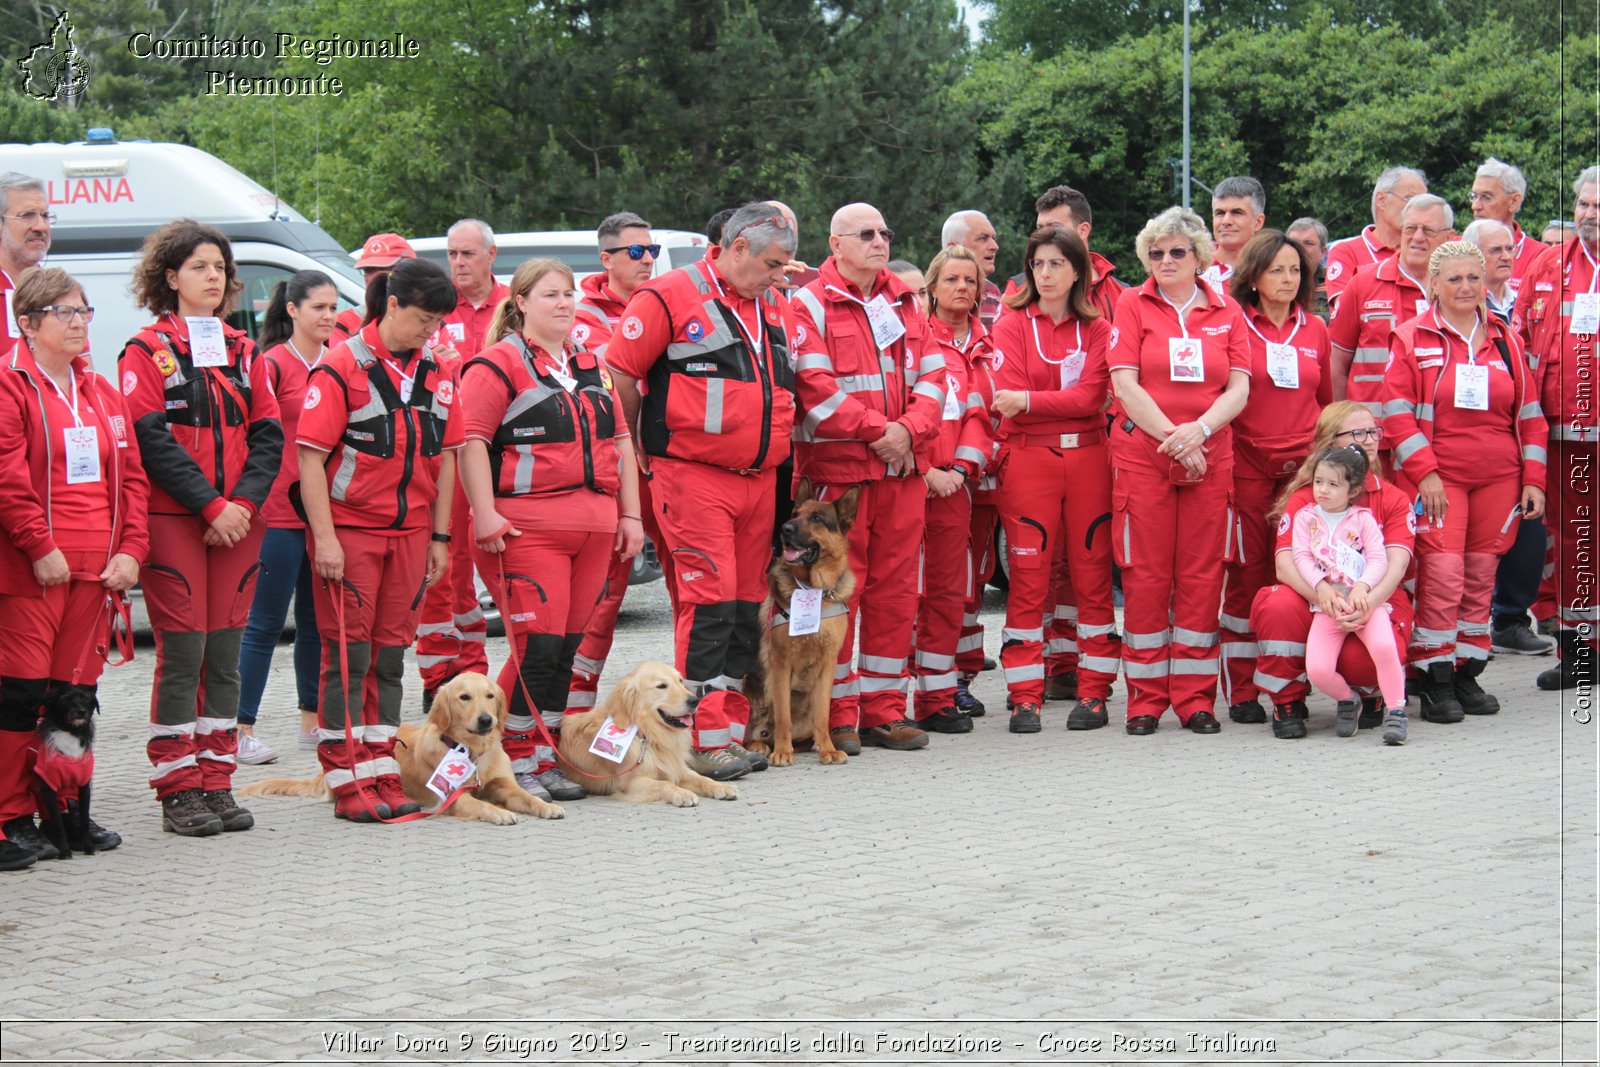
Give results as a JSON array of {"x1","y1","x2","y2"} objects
[
  {"x1": 236, "y1": 734, "x2": 278, "y2": 765},
  {"x1": 297, "y1": 730, "x2": 319, "y2": 751}
]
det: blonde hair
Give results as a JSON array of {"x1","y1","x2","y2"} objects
[
  {"x1": 1426, "y1": 240, "x2": 1488, "y2": 314},
  {"x1": 1270, "y1": 401, "x2": 1377, "y2": 518},
  {"x1": 924, "y1": 244, "x2": 981, "y2": 318},
  {"x1": 1135, "y1": 206, "x2": 1215, "y2": 276},
  {"x1": 487, "y1": 258, "x2": 577, "y2": 345}
]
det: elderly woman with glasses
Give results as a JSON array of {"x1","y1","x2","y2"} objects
[{"x1": 1106, "y1": 206, "x2": 1251, "y2": 736}]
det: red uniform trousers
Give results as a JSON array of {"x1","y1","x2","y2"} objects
[
  {"x1": 308, "y1": 526, "x2": 428, "y2": 801},
  {"x1": 955, "y1": 500, "x2": 998, "y2": 677},
  {"x1": 651, "y1": 459, "x2": 775, "y2": 750},
  {"x1": 0, "y1": 553, "x2": 118, "y2": 826},
  {"x1": 912, "y1": 486, "x2": 972, "y2": 718},
  {"x1": 1111, "y1": 461, "x2": 1232, "y2": 723},
  {"x1": 565, "y1": 476, "x2": 674, "y2": 713},
  {"x1": 477, "y1": 526, "x2": 611, "y2": 775},
  {"x1": 1546, "y1": 439, "x2": 1599, "y2": 658},
  {"x1": 1000, "y1": 443, "x2": 1120, "y2": 707},
  {"x1": 414, "y1": 479, "x2": 487, "y2": 690},
  {"x1": 1043, "y1": 557, "x2": 1080, "y2": 680},
  {"x1": 814, "y1": 478, "x2": 927, "y2": 730},
  {"x1": 143, "y1": 512, "x2": 265, "y2": 800},
  {"x1": 1250, "y1": 582, "x2": 1415, "y2": 701},
  {"x1": 1410, "y1": 479, "x2": 1521, "y2": 668},
  {"x1": 1220, "y1": 469, "x2": 1293, "y2": 706}
]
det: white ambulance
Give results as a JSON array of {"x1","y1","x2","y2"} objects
[{"x1": 5, "y1": 129, "x2": 366, "y2": 379}]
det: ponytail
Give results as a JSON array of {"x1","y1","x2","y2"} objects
[
  {"x1": 487, "y1": 294, "x2": 522, "y2": 345},
  {"x1": 258, "y1": 268, "x2": 335, "y2": 350}
]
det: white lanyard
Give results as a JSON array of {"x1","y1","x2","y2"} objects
[
  {"x1": 43, "y1": 370, "x2": 85, "y2": 429},
  {"x1": 1438, "y1": 310, "x2": 1483, "y2": 364},
  {"x1": 1579, "y1": 240, "x2": 1600, "y2": 294},
  {"x1": 708, "y1": 269, "x2": 765, "y2": 358},
  {"x1": 1243, "y1": 306, "x2": 1302, "y2": 349},
  {"x1": 1159, "y1": 287, "x2": 1199, "y2": 338},
  {"x1": 287, "y1": 339, "x2": 323, "y2": 367},
  {"x1": 1030, "y1": 314, "x2": 1082, "y2": 365},
  {"x1": 1395, "y1": 264, "x2": 1427, "y2": 301},
  {"x1": 381, "y1": 354, "x2": 417, "y2": 401},
  {"x1": 1361, "y1": 229, "x2": 1382, "y2": 262}
]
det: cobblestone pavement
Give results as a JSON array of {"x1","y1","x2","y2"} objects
[{"x1": 1, "y1": 583, "x2": 1594, "y2": 1065}]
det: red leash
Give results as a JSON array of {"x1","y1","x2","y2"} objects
[{"x1": 66, "y1": 571, "x2": 133, "y2": 685}]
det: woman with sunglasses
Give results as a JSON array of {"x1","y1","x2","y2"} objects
[
  {"x1": 0, "y1": 268, "x2": 148, "y2": 868},
  {"x1": 121, "y1": 220, "x2": 282, "y2": 837},
  {"x1": 1218, "y1": 231, "x2": 1332, "y2": 726},
  {"x1": 1251, "y1": 401, "x2": 1416, "y2": 737},
  {"x1": 1106, "y1": 206, "x2": 1250, "y2": 736}
]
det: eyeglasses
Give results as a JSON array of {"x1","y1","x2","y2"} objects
[
  {"x1": 1148, "y1": 247, "x2": 1190, "y2": 261},
  {"x1": 602, "y1": 244, "x2": 661, "y2": 261},
  {"x1": 836, "y1": 228, "x2": 894, "y2": 244},
  {"x1": 1466, "y1": 191, "x2": 1501, "y2": 203},
  {"x1": 36, "y1": 304, "x2": 95, "y2": 323},
  {"x1": 1029, "y1": 257, "x2": 1071, "y2": 272},
  {"x1": 3, "y1": 211, "x2": 56, "y2": 226},
  {"x1": 1335, "y1": 427, "x2": 1381, "y2": 442},
  {"x1": 1400, "y1": 224, "x2": 1447, "y2": 239}
]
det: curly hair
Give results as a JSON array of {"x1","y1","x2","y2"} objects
[
  {"x1": 130, "y1": 219, "x2": 241, "y2": 317},
  {"x1": 1135, "y1": 206, "x2": 1215, "y2": 276}
]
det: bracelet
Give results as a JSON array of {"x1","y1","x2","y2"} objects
[
  {"x1": 619, "y1": 514, "x2": 643, "y2": 522},
  {"x1": 430, "y1": 532, "x2": 452, "y2": 544}
]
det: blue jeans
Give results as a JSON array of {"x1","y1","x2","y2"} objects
[{"x1": 237, "y1": 526, "x2": 320, "y2": 724}]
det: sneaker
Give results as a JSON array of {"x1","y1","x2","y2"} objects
[
  {"x1": 64, "y1": 806, "x2": 120, "y2": 853},
  {"x1": 1334, "y1": 698, "x2": 1361, "y2": 738},
  {"x1": 1228, "y1": 699, "x2": 1266, "y2": 724},
  {"x1": 297, "y1": 729, "x2": 320, "y2": 751},
  {"x1": 1, "y1": 816, "x2": 59, "y2": 860},
  {"x1": 236, "y1": 733, "x2": 278, "y2": 765},
  {"x1": 1009, "y1": 702, "x2": 1042, "y2": 734},
  {"x1": 860, "y1": 719, "x2": 930, "y2": 750},
  {"x1": 829, "y1": 726, "x2": 862, "y2": 756},
  {"x1": 1065, "y1": 696, "x2": 1109, "y2": 730},
  {"x1": 514, "y1": 772, "x2": 554, "y2": 801},
  {"x1": 1358, "y1": 697, "x2": 1383, "y2": 730},
  {"x1": 200, "y1": 789, "x2": 256, "y2": 831},
  {"x1": 917, "y1": 707, "x2": 974, "y2": 734},
  {"x1": 1044, "y1": 671, "x2": 1078, "y2": 701},
  {"x1": 952, "y1": 680, "x2": 986, "y2": 717},
  {"x1": 1271, "y1": 704, "x2": 1307, "y2": 740},
  {"x1": 161, "y1": 790, "x2": 224, "y2": 836},
  {"x1": 372, "y1": 776, "x2": 421, "y2": 816},
  {"x1": 535, "y1": 766, "x2": 588, "y2": 800},
  {"x1": 333, "y1": 785, "x2": 391, "y2": 823},
  {"x1": 0, "y1": 838, "x2": 35, "y2": 871},
  {"x1": 688, "y1": 747, "x2": 751, "y2": 781},
  {"x1": 1492, "y1": 621, "x2": 1554, "y2": 656},
  {"x1": 1381, "y1": 708, "x2": 1408, "y2": 745},
  {"x1": 726, "y1": 741, "x2": 769, "y2": 773}
]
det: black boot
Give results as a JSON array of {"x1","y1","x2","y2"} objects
[
  {"x1": 1538, "y1": 631, "x2": 1596, "y2": 691},
  {"x1": 1417, "y1": 661, "x2": 1464, "y2": 723},
  {"x1": 1453, "y1": 658, "x2": 1499, "y2": 715}
]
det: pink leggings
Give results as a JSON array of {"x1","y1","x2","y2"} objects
[{"x1": 1306, "y1": 609, "x2": 1406, "y2": 708}]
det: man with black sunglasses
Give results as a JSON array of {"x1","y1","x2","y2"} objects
[{"x1": 0, "y1": 172, "x2": 53, "y2": 362}]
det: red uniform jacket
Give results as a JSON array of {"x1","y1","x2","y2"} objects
[
  {"x1": 1328, "y1": 256, "x2": 1430, "y2": 417},
  {"x1": 574, "y1": 272, "x2": 628, "y2": 351},
  {"x1": 439, "y1": 283, "x2": 511, "y2": 360},
  {"x1": 1508, "y1": 222, "x2": 1549, "y2": 289},
  {"x1": 260, "y1": 343, "x2": 319, "y2": 529},
  {"x1": 1005, "y1": 251, "x2": 1126, "y2": 325},
  {"x1": 1325, "y1": 225, "x2": 1395, "y2": 307},
  {"x1": 789, "y1": 257, "x2": 946, "y2": 483},
  {"x1": 330, "y1": 307, "x2": 363, "y2": 347},
  {"x1": 1514, "y1": 237, "x2": 1599, "y2": 436},
  {"x1": 1275, "y1": 472, "x2": 1417, "y2": 581},
  {"x1": 0, "y1": 342, "x2": 150, "y2": 596},
  {"x1": 1233, "y1": 304, "x2": 1333, "y2": 479},
  {"x1": 926, "y1": 313, "x2": 997, "y2": 478},
  {"x1": 990, "y1": 302, "x2": 1111, "y2": 445},
  {"x1": 118, "y1": 316, "x2": 281, "y2": 522}
]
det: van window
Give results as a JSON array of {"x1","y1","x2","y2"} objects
[{"x1": 229, "y1": 261, "x2": 357, "y2": 339}]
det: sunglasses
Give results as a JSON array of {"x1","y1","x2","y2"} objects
[
  {"x1": 837, "y1": 228, "x2": 895, "y2": 244},
  {"x1": 1148, "y1": 247, "x2": 1191, "y2": 261},
  {"x1": 603, "y1": 244, "x2": 661, "y2": 260}
]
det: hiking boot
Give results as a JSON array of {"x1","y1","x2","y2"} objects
[
  {"x1": 200, "y1": 789, "x2": 256, "y2": 831},
  {"x1": 514, "y1": 772, "x2": 554, "y2": 801},
  {"x1": 236, "y1": 733, "x2": 278, "y2": 765},
  {"x1": 0, "y1": 838, "x2": 35, "y2": 871},
  {"x1": 688, "y1": 747, "x2": 751, "y2": 781},
  {"x1": 536, "y1": 766, "x2": 588, "y2": 799},
  {"x1": 952, "y1": 679, "x2": 985, "y2": 717},
  {"x1": 981, "y1": 655, "x2": 997, "y2": 672},
  {"x1": 333, "y1": 785, "x2": 390, "y2": 823},
  {"x1": 1453, "y1": 659, "x2": 1500, "y2": 715},
  {"x1": 64, "y1": 806, "x2": 120, "y2": 853},
  {"x1": 1492, "y1": 620, "x2": 1553, "y2": 656},
  {"x1": 1228, "y1": 699, "x2": 1266, "y2": 724},
  {"x1": 726, "y1": 741, "x2": 768, "y2": 773},
  {"x1": 1538, "y1": 631, "x2": 1596, "y2": 690},
  {"x1": 917, "y1": 707, "x2": 974, "y2": 734},
  {"x1": 1334, "y1": 698, "x2": 1361, "y2": 738},
  {"x1": 829, "y1": 727, "x2": 862, "y2": 756},
  {"x1": 1381, "y1": 707, "x2": 1409, "y2": 745},
  {"x1": 1009, "y1": 702, "x2": 1042, "y2": 734},
  {"x1": 1065, "y1": 696, "x2": 1109, "y2": 730},
  {"x1": 1417, "y1": 662, "x2": 1464, "y2": 724},
  {"x1": 860, "y1": 719, "x2": 930, "y2": 750},
  {"x1": 161, "y1": 790, "x2": 224, "y2": 836},
  {"x1": 1044, "y1": 671, "x2": 1078, "y2": 701},
  {"x1": 1358, "y1": 696, "x2": 1383, "y2": 730},
  {"x1": 1271, "y1": 703, "x2": 1307, "y2": 739},
  {"x1": 2, "y1": 816, "x2": 58, "y2": 860},
  {"x1": 374, "y1": 776, "x2": 422, "y2": 817}
]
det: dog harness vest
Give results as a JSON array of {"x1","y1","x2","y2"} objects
[{"x1": 31, "y1": 738, "x2": 94, "y2": 801}]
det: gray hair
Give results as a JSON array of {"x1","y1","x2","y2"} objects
[
  {"x1": 940, "y1": 210, "x2": 987, "y2": 248},
  {"x1": 447, "y1": 218, "x2": 496, "y2": 249},
  {"x1": 1135, "y1": 206, "x2": 1215, "y2": 272},
  {"x1": 723, "y1": 201, "x2": 797, "y2": 257},
  {"x1": 1213, "y1": 176, "x2": 1265, "y2": 217},
  {"x1": 1576, "y1": 165, "x2": 1600, "y2": 197},
  {"x1": 1375, "y1": 166, "x2": 1428, "y2": 196},
  {"x1": 1476, "y1": 157, "x2": 1527, "y2": 198},
  {"x1": 597, "y1": 211, "x2": 650, "y2": 247},
  {"x1": 1401, "y1": 192, "x2": 1454, "y2": 230},
  {"x1": 1461, "y1": 218, "x2": 1512, "y2": 249},
  {"x1": 1287, "y1": 216, "x2": 1328, "y2": 247},
  {"x1": 0, "y1": 172, "x2": 45, "y2": 211}
]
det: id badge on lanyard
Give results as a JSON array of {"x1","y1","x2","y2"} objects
[
  {"x1": 1169, "y1": 337, "x2": 1204, "y2": 381},
  {"x1": 1572, "y1": 292, "x2": 1600, "y2": 334},
  {"x1": 864, "y1": 294, "x2": 907, "y2": 350},
  {"x1": 64, "y1": 426, "x2": 101, "y2": 484},
  {"x1": 186, "y1": 317, "x2": 229, "y2": 367},
  {"x1": 1266, "y1": 343, "x2": 1299, "y2": 388},
  {"x1": 1454, "y1": 363, "x2": 1489, "y2": 411}
]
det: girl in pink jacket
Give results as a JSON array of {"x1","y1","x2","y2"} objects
[{"x1": 1291, "y1": 446, "x2": 1408, "y2": 744}]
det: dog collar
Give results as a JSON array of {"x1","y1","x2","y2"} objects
[{"x1": 768, "y1": 598, "x2": 850, "y2": 630}]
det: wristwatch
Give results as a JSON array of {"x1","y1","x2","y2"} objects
[{"x1": 430, "y1": 532, "x2": 452, "y2": 544}]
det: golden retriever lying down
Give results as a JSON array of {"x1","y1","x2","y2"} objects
[
  {"x1": 238, "y1": 673, "x2": 564, "y2": 824},
  {"x1": 557, "y1": 663, "x2": 737, "y2": 807}
]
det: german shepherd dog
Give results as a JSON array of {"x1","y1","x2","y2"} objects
[
  {"x1": 32, "y1": 686, "x2": 100, "y2": 858},
  {"x1": 744, "y1": 480, "x2": 859, "y2": 766}
]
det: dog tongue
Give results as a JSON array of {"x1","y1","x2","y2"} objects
[{"x1": 783, "y1": 546, "x2": 804, "y2": 563}]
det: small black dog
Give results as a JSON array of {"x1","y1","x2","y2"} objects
[{"x1": 32, "y1": 685, "x2": 100, "y2": 859}]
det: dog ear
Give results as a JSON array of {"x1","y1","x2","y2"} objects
[
  {"x1": 492, "y1": 681, "x2": 509, "y2": 726},
  {"x1": 793, "y1": 477, "x2": 813, "y2": 506},
  {"x1": 833, "y1": 485, "x2": 862, "y2": 533}
]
